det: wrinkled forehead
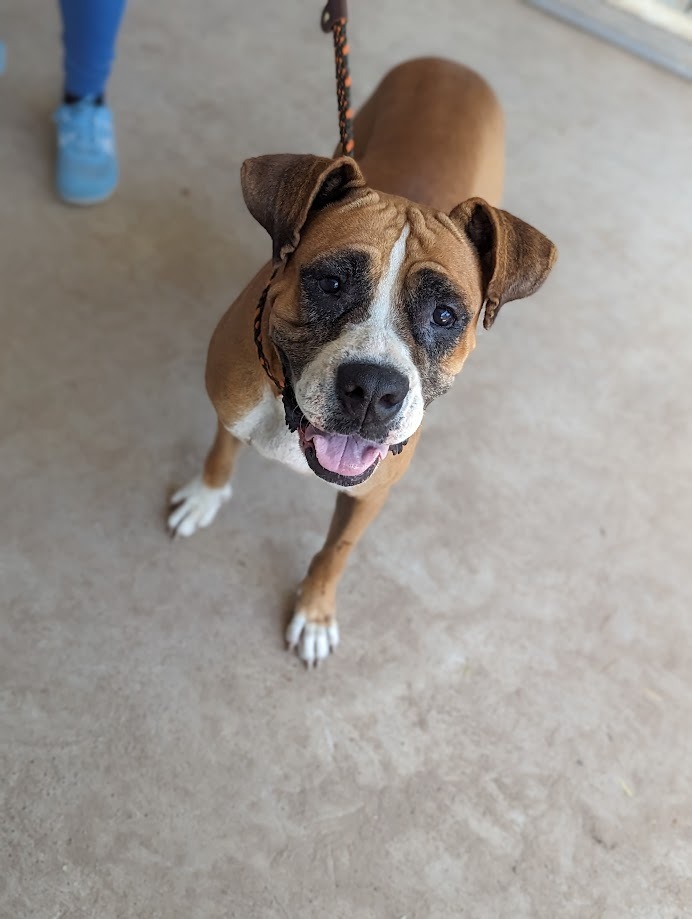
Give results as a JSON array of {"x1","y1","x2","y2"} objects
[{"x1": 294, "y1": 196, "x2": 482, "y2": 298}]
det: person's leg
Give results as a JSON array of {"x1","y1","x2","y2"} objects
[
  {"x1": 59, "y1": 0, "x2": 127, "y2": 101},
  {"x1": 54, "y1": 0, "x2": 127, "y2": 205}
]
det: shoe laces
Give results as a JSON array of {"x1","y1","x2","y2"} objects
[{"x1": 57, "y1": 98, "x2": 113, "y2": 156}]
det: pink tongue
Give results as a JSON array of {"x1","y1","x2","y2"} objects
[{"x1": 305, "y1": 425, "x2": 389, "y2": 477}]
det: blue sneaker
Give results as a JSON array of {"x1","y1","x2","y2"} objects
[{"x1": 53, "y1": 98, "x2": 119, "y2": 205}]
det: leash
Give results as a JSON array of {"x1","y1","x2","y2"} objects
[
  {"x1": 321, "y1": 0, "x2": 355, "y2": 158},
  {"x1": 254, "y1": 0, "x2": 356, "y2": 394}
]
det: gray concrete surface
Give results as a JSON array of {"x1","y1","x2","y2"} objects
[{"x1": 2, "y1": 1, "x2": 691, "y2": 916}]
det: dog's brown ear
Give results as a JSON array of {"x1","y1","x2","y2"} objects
[
  {"x1": 241, "y1": 154, "x2": 366, "y2": 263},
  {"x1": 450, "y1": 198, "x2": 557, "y2": 329}
]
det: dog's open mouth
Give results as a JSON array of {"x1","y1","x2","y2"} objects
[{"x1": 299, "y1": 423, "x2": 389, "y2": 487}]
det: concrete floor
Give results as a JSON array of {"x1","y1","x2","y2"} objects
[{"x1": 2, "y1": 1, "x2": 692, "y2": 916}]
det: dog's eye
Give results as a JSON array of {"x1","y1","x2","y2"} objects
[
  {"x1": 318, "y1": 276, "x2": 341, "y2": 294},
  {"x1": 432, "y1": 305, "x2": 457, "y2": 327}
]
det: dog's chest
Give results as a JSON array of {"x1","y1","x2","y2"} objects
[{"x1": 227, "y1": 390, "x2": 310, "y2": 475}]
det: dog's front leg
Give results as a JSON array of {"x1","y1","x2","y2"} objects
[
  {"x1": 286, "y1": 486, "x2": 389, "y2": 667},
  {"x1": 168, "y1": 420, "x2": 242, "y2": 537}
]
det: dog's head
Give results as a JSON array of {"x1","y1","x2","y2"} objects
[{"x1": 242, "y1": 154, "x2": 557, "y2": 486}]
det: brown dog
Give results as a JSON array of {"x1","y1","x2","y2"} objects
[{"x1": 168, "y1": 58, "x2": 557, "y2": 665}]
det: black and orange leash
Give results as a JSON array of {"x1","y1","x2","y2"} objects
[
  {"x1": 321, "y1": 0, "x2": 355, "y2": 159},
  {"x1": 254, "y1": 1, "x2": 355, "y2": 395}
]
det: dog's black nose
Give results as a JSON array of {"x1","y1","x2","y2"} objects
[{"x1": 335, "y1": 361, "x2": 409, "y2": 427}]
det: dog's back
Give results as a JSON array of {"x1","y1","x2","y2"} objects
[{"x1": 353, "y1": 58, "x2": 505, "y2": 212}]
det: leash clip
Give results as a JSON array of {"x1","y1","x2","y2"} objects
[{"x1": 321, "y1": 0, "x2": 348, "y2": 32}]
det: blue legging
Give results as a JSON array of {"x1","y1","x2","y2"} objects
[{"x1": 60, "y1": 0, "x2": 127, "y2": 99}]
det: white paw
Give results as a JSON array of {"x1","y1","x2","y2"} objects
[
  {"x1": 286, "y1": 613, "x2": 339, "y2": 668},
  {"x1": 167, "y1": 476, "x2": 231, "y2": 537}
]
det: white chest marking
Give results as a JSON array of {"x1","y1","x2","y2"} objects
[{"x1": 227, "y1": 389, "x2": 311, "y2": 476}]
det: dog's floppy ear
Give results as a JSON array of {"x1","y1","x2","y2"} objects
[
  {"x1": 241, "y1": 154, "x2": 366, "y2": 263},
  {"x1": 450, "y1": 198, "x2": 557, "y2": 329}
]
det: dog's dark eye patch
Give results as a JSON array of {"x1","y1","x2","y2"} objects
[
  {"x1": 405, "y1": 268, "x2": 470, "y2": 357},
  {"x1": 300, "y1": 249, "x2": 374, "y2": 325},
  {"x1": 273, "y1": 249, "x2": 375, "y2": 381}
]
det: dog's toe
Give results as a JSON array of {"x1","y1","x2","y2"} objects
[
  {"x1": 286, "y1": 613, "x2": 339, "y2": 667},
  {"x1": 167, "y1": 476, "x2": 232, "y2": 537}
]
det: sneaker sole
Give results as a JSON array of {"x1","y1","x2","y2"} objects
[{"x1": 58, "y1": 189, "x2": 117, "y2": 206}]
